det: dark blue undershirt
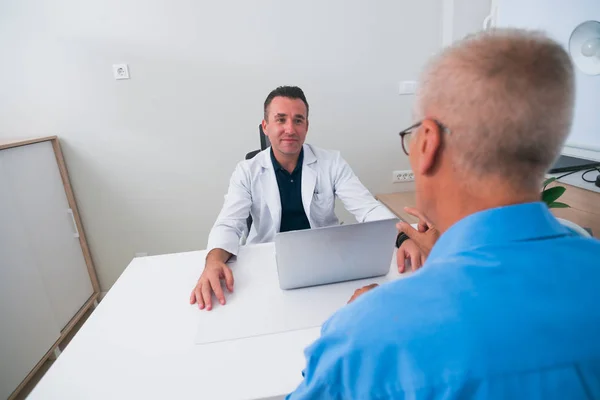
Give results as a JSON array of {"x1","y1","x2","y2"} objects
[{"x1": 270, "y1": 148, "x2": 311, "y2": 233}]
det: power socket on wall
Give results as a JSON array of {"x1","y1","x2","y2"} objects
[{"x1": 392, "y1": 170, "x2": 414, "y2": 183}]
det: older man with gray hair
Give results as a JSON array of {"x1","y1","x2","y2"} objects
[{"x1": 287, "y1": 29, "x2": 600, "y2": 399}]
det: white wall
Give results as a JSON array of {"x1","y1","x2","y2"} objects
[
  {"x1": 0, "y1": 0, "x2": 491, "y2": 290},
  {"x1": 453, "y1": 0, "x2": 493, "y2": 41}
]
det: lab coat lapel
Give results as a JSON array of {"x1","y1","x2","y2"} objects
[
  {"x1": 301, "y1": 145, "x2": 318, "y2": 227},
  {"x1": 258, "y1": 150, "x2": 281, "y2": 231}
]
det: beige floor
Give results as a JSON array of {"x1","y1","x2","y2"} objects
[{"x1": 12, "y1": 307, "x2": 94, "y2": 400}]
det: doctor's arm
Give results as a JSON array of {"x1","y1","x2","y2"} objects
[
  {"x1": 190, "y1": 163, "x2": 252, "y2": 310},
  {"x1": 332, "y1": 154, "x2": 396, "y2": 223}
]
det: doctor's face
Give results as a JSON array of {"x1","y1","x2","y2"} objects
[{"x1": 262, "y1": 96, "x2": 308, "y2": 156}]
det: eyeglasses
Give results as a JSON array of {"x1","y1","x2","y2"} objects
[{"x1": 398, "y1": 119, "x2": 451, "y2": 156}]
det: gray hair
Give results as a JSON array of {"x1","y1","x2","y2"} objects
[{"x1": 416, "y1": 28, "x2": 575, "y2": 190}]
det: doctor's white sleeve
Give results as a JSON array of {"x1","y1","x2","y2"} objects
[
  {"x1": 206, "y1": 163, "x2": 252, "y2": 256},
  {"x1": 333, "y1": 154, "x2": 396, "y2": 223}
]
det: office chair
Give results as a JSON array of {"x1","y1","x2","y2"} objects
[
  {"x1": 244, "y1": 124, "x2": 271, "y2": 233},
  {"x1": 244, "y1": 124, "x2": 270, "y2": 160}
]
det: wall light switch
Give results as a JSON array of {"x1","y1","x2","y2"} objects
[
  {"x1": 399, "y1": 80, "x2": 418, "y2": 95},
  {"x1": 113, "y1": 64, "x2": 130, "y2": 80}
]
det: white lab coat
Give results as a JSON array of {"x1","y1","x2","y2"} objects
[{"x1": 206, "y1": 144, "x2": 396, "y2": 255}]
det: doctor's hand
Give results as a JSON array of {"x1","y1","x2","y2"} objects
[
  {"x1": 396, "y1": 207, "x2": 440, "y2": 259},
  {"x1": 189, "y1": 249, "x2": 234, "y2": 311},
  {"x1": 397, "y1": 239, "x2": 426, "y2": 273}
]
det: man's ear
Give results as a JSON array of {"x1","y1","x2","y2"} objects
[
  {"x1": 416, "y1": 119, "x2": 443, "y2": 176},
  {"x1": 261, "y1": 119, "x2": 268, "y2": 134}
]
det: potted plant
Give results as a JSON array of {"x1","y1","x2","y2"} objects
[
  {"x1": 542, "y1": 177, "x2": 591, "y2": 237},
  {"x1": 542, "y1": 177, "x2": 569, "y2": 209}
]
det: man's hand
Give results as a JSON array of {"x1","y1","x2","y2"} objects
[
  {"x1": 348, "y1": 283, "x2": 379, "y2": 304},
  {"x1": 397, "y1": 239, "x2": 426, "y2": 273},
  {"x1": 396, "y1": 207, "x2": 440, "y2": 258},
  {"x1": 189, "y1": 249, "x2": 234, "y2": 311}
]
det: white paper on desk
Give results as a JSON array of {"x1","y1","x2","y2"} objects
[{"x1": 195, "y1": 244, "x2": 403, "y2": 345}]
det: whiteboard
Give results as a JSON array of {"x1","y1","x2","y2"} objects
[{"x1": 495, "y1": 0, "x2": 600, "y2": 161}]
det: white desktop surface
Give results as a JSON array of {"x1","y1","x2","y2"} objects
[
  {"x1": 28, "y1": 243, "x2": 405, "y2": 400},
  {"x1": 196, "y1": 243, "x2": 400, "y2": 345}
]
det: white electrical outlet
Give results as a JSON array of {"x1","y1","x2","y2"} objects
[
  {"x1": 392, "y1": 170, "x2": 415, "y2": 183},
  {"x1": 113, "y1": 64, "x2": 130, "y2": 80}
]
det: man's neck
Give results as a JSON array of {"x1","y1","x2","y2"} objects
[
  {"x1": 273, "y1": 149, "x2": 301, "y2": 174},
  {"x1": 431, "y1": 180, "x2": 541, "y2": 234}
]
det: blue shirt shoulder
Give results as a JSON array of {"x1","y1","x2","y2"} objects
[{"x1": 288, "y1": 203, "x2": 600, "y2": 399}]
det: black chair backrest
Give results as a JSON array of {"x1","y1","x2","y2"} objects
[
  {"x1": 244, "y1": 124, "x2": 271, "y2": 231},
  {"x1": 259, "y1": 124, "x2": 270, "y2": 150},
  {"x1": 245, "y1": 150, "x2": 260, "y2": 160},
  {"x1": 246, "y1": 124, "x2": 270, "y2": 160}
]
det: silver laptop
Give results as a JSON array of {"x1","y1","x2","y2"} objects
[{"x1": 275, "y1": 218, "x2": 399, "y2": 290}]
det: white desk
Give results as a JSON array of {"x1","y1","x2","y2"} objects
[{"x1": 28, "y1": 243, "x2": 403, "y2": 400}]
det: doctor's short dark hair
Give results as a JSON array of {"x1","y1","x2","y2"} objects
[{"x1": 263, "y1": 86, "x2": 310, "y2": 120}]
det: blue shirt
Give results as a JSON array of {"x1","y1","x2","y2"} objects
[
  {"x1": 288, "y1": 202, "x2": 600, "y2": 399},
  {"x1": 270, "y1": 148, "x2": 311, "y2": 233}
]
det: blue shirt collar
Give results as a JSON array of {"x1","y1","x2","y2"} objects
[{"x1": 428, "y1": 202, "x2": 571, "y2": 263}]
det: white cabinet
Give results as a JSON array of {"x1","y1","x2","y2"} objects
[{"x1": 0, "y1": 137, "x2": 99, "y2": 400}]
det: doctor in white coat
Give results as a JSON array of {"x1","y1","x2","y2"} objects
[{"x1": 190, "y1": 86, "x2": 422, "y2": 310}]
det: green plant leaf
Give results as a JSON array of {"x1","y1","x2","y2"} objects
[
  {"x1": 542, "y1": 186, "x2": 566, "y2": 205},
  {"x1": 542, "y1": 177, "x2": 557, "y2": 189},
  {"x1": 548, "y1": 201, "x2": 570, "y2": 209}
]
